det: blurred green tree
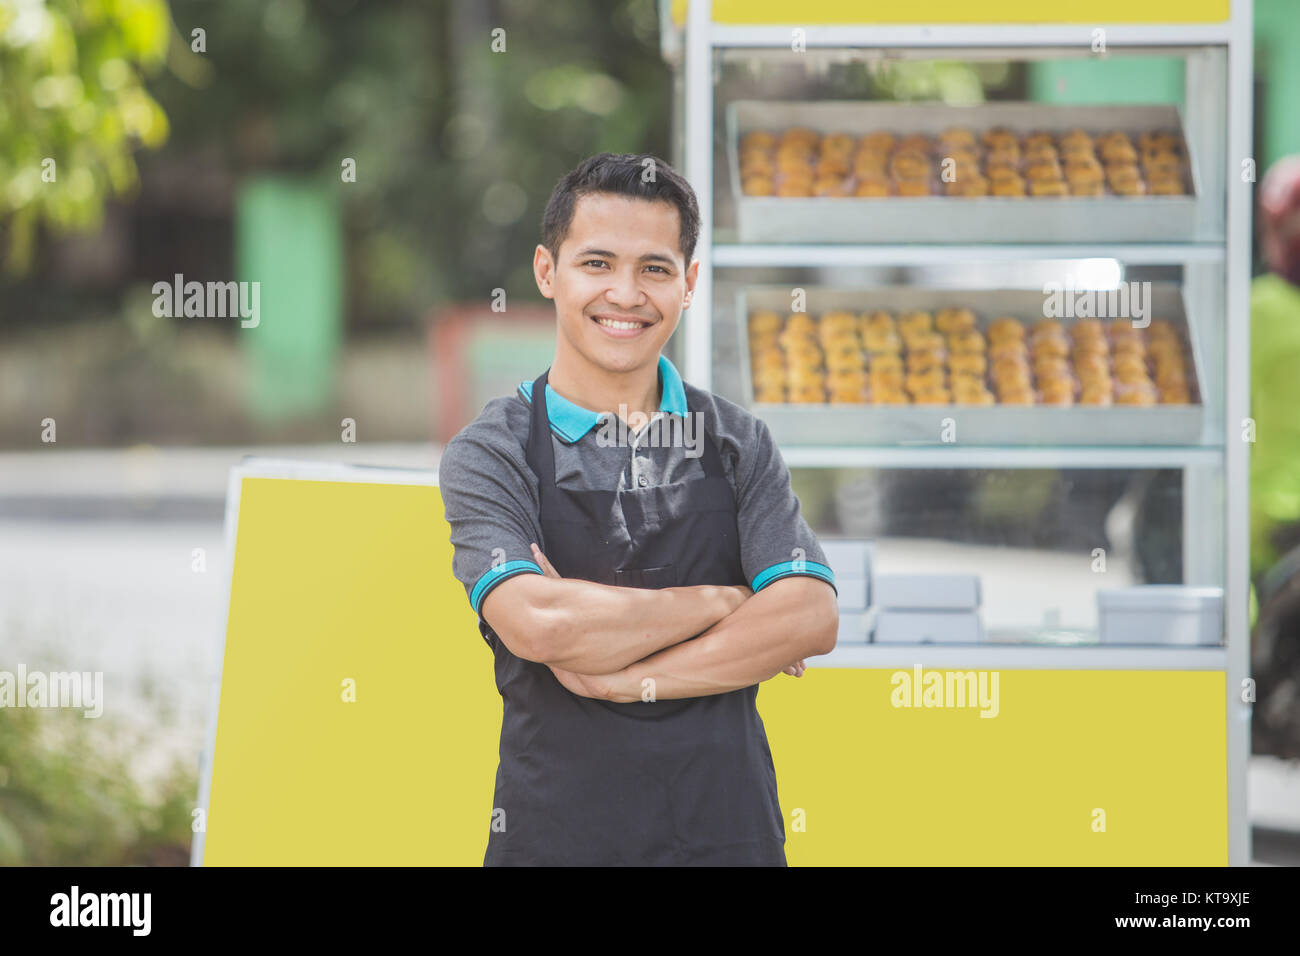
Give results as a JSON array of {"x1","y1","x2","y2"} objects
[
  {"x1": 0, "y1": 0, "x2": 172, "y2": 273},
  {"x1": 149, "y1": 0, "x2": 670, "y2": 323}
]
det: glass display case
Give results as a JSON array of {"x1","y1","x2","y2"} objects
[{"x1": 660, "y1": 0, "x2": 1252, "y2": 865}]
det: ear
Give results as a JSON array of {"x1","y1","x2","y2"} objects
[
  {"x1": 534, "y1": 244, "x2": 556, "y2": 299},
  {"x1": 683, "y1": 258, "x2": 700, "y2": 306}
]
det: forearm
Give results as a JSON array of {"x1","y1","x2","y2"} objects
[
  {"x1": 602, "y1": 579, "x2": 838, "y2": 702},
  {"x1": 533, "y1": 580, "x2": 741, "y2": 674}
]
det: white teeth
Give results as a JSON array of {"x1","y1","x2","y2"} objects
[{"x1": 596, "y1": 317, "x2": 644, "y2": 330}]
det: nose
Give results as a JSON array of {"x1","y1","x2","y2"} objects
[{"x1": 603, "y1": 263, "x2": 646, "y2": 311}]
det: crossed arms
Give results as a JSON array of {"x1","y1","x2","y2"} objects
[{"x1": 480, "y1": 542, "x2": 839, "y2": 703}]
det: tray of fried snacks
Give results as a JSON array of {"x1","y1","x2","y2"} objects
[
  {"x1": 737, "y1": 285, "x2": 1206, "y2": 446},
  {"x1": 726, "y1": 101, "x2": 1204, "y2": 243}
]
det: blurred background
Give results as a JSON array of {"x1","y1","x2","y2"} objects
[{"x1": 2, "y1": 0, "x2": 1299, "y2": 865}]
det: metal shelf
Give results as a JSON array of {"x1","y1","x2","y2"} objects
[
  {"x1": 779, "y1": 444, "x2": 1224, "y2": 470},
  {"x1": 713, "y1": 243, "x2": 1227, "y2": 269},
  {"x1": 708, "y1": 25, "x2": 1234, "y2": 49},
  {"x1": 814, "y1": 643, "x2": 1228, "y2": 670}
]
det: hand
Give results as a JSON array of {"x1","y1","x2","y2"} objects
[
  {"x1": 782, "y1": 659, "x2": 806, "y2": 677},
  {"x1": 530, "y1": 542, "x2": 561, "y2": 578}
]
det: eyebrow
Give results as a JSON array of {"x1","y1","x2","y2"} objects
[{"x1": 575, "y1": 247, "x2": 678, "y2": 266}]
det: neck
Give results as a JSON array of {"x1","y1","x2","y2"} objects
[{"x1": 547, "y1": 351, "x2": 661, "y2": 422}]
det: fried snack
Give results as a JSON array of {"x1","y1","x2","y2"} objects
[
  {"x1": 1154, "y1": 362, "x2": 1188, "y2": 388},
  {"x1": 860, "y1": 310, "x2": 896, "y2": 334},
  {"x1": 859, "y1": 131, "x2": 896, "y2": 154},
  {"x1": 948, "y1": 330, "x2": 987, "y2": 354},
  {"x1": 1030, "y1": 336, "x2": 1070, "y2": 360},
  {"x1": 939, "y1": 127, "x2": 977, "y2": 148},
  {"x1": 1115, "y1": 383, "x2": 1158, "y2": 406},
  {"x1": 991, "y1": 176, "x2": 1027, "y2": 197},
  {"x1": 987, "y1": 317, "x2": 1026, "y2": 345},
  {"x1": 898, "y1": 310, "x2": 934, "y2": 335},
  {"x1": 949, "y1": 352, "x2": 988, "y2": 377},
  {"x1": 871, "y1": 387, "x2": 909, "y2": 405},
  {"x1": 946, "y1": 177, "x2": 990, "y2": 197},
  {"x1": 870, "y1": 352, "x2": 904, "y2": 375},
  {"x1": 855, "y1": 177, "x2": 892, "y2": 198},
  {"x1": 987, "y1": 340, "x2": 1029, "y2": 361},
  {"x1": 1069, "y1": 318, "x2": 1104, "y2": 341},
  {"x1": 819, "y1": 310, "x2": 857, "y2": 335},
  {"x1": 788, "y1": 383, "x2": 827, "y2": 404},
  {"x1": 863, "y1": 327, "x2": 903, "y2": 354},
  {"x1": 936, "y1": 307, "x2": 978, "y2": 334},
  {"x1": 906, "y1": 368, "x2": 946, "y2": 394},
  {"x1": 904, "y1": 330, "x2": 946, "y2": 353},
  {"x1": 906, "y1": 348, "x2": 946, "y2": 373},
  {"x1": 814, "y1": 178, "x2": 850, "y2": 197},
  {"x1": 1032, "y1": 355, "x2": 1070, "y2": 380},
  {"x1": 998, "y1": 387, "x2": 1036, "y2": 405},
  {"x1": 741, "y1": 131, "x2": 777, "y2": 151},
  {"x1": 748, "y1": 310, "x2": 783, "y2": 336},
  {"x1": 1079, "y1": 385, "x2": 1113, "y2": 406},
  {"x1": 895, "y1": 178, "x2": 932, "y2": 197},
  {"x1": 776, "y1": 180, "x2": 814, "y2": 197},
  {"x1": 1030, "y1": 179, "x2": 1069, "y2": 197},
  {"x1": 911, "y1": 387, "x2": 952, "y2": 405}
]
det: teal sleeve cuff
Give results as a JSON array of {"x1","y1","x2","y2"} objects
[
  {"x1": 750, "y1": 560, "x2": 837, "y2": 595},
  {"x1": 470, "y1": 560, "x2": 544, "y2": 614}
]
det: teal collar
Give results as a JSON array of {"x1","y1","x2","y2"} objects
[{"x1": 519, "y1": 354, "x2": 688, "y2": 444}]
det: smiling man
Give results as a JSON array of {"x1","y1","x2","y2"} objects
[{"x1": 439, "y1": 152, "x2": 839, "y2": 867}]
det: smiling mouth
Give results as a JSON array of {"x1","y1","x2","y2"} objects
[{"x1": 591, "y1": 314, "x2": 654, "y2": 334}]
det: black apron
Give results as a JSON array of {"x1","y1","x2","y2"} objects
[{"x1": 478, "y1": 368, "x2": 787, "y2": 866}]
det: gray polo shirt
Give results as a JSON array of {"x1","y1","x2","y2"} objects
[{"x1": 438, "y1": 353, "x2": 836, "y2": 621}]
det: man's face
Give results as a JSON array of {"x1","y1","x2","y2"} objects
[{"x1": 535, "y1": 193, "x2": 697, "y2": 377}]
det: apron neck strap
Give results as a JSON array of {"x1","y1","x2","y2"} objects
[{"x1": 524, "y1": 366, "x2": 727, "y2": 484}]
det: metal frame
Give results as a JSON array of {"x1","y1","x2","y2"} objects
[
  {"x1": 189, "y1": 457, "x2": 439, "y2": 867},
  {"x1": 679, "y1": 0, "x2": 1252, "y2": 865}
]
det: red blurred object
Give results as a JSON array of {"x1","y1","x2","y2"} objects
[
  {"x1": 1260, "y1": 156, "x2": 1300, "y2": 288},
  {"x1": 427, "y1": 303, "x2": 557, "y2": 443}
]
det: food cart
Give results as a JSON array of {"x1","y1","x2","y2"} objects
[{"x1": 659, "y1": 0, "x2": 1252, "y2": 864}]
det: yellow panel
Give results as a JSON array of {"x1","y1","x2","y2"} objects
[
  {"x1": 204, "y1": 477, "x2": 497, "y2": 865},
  {"x1": 760, "y1": 667, "x2": 1228, "y2": 865},
  {"x1": 204, "y1": 475, "x2": 1227, "y2": 864},
  {"x1": 670, "y1": 0, "x2": 1230, "y2": 25}
]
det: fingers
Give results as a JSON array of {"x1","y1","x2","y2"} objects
[{"x1": 530, "y1": 542, "x2": 562, "y2": 578}]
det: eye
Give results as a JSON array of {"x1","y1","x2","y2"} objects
[
  {"x1": 645, "y1": 265, "x2": 668, "y2": 274},
  {"x1": 583, "y1": 259, "x2": 608, "y2": 269}
]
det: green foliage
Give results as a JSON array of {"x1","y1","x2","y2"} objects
[
  {"x1": 0, "y1": 702, "x2": 195, "y2": 865},
  {"x1": 1250, "y1": 272, "x2": 1300, "y2": 573},
  {"x1": 149, "y1": 0, "x2": 670, "y2": 319},
  {"x1": 0, "y1": 0, "x2": 171, "y2": 273}
]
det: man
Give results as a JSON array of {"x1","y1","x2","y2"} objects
[{"x1": 439, "y1": 152, "x2": 839, "y2": 866}]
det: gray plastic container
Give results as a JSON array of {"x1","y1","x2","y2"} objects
[{"x1": 1097, "y1": 586, "x2": 1224, "y2": 645}]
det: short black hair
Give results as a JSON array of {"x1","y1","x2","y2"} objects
[{"x1": 541, "y1": 153, "x2": 700, "y2": 267}]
